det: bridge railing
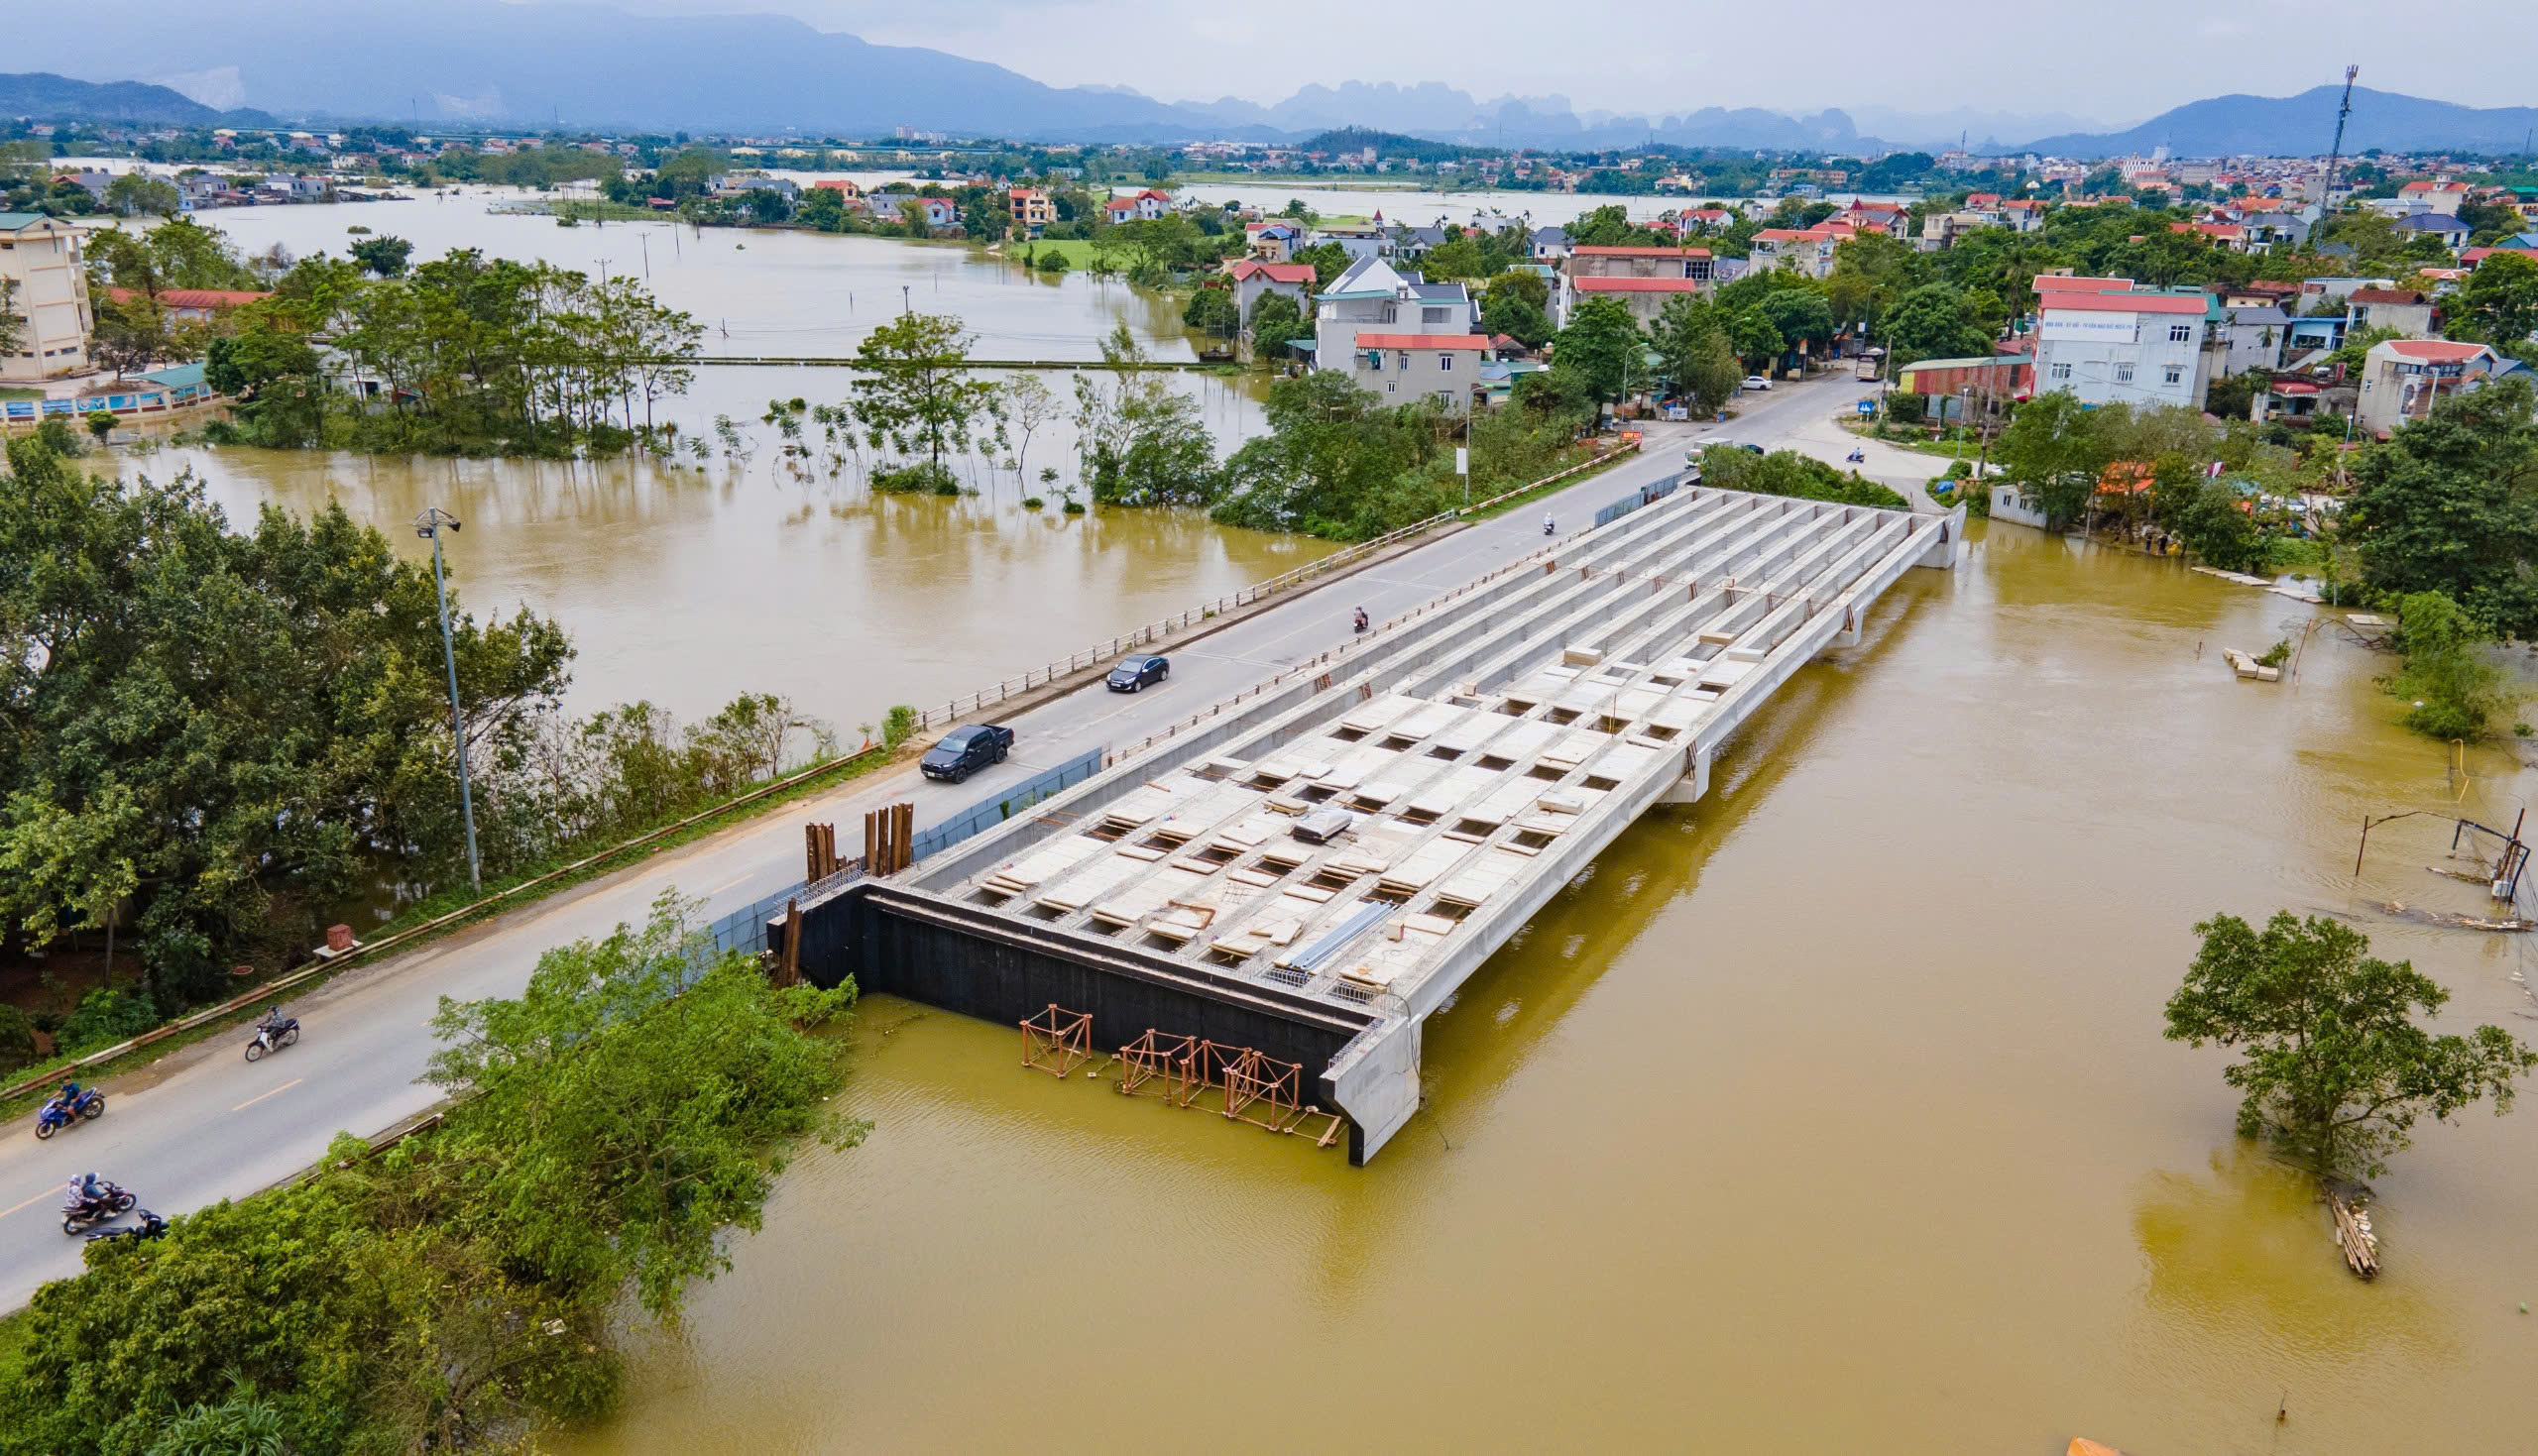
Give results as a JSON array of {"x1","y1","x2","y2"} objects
[{"x1": 910, "y1": 438, "x2": 1640, "y2": 733}]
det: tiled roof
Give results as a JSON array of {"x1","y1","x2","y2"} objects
[
  {"x1": 1227, "y1": 260, "x2": 1315, "y2": 284},
  {"x1": 2032, "y1": 276, "x2": 2134, "y2": 293},
  {"x1": 2380, "y1": 339, "x2": 2490, "y2": 362},
  {"x1": 2039, "y1": 291, "x2": 2210, "y2": 316},
  {"x1": 2348, "y1": 288, "x2": 2427, "y2": 304},
  {"x1": 1569, "y1": 245, "x2": 1712, "y2": 258},
  {"x1": 1352, "y1": 333, "x2": 1491, "y2": 350},
  {"x1": 108, "y1": 286, "x2": 272, "y2": 309},
  {"x1": 1570, "y1": 277, "x2": 1708, "y2": 292}
]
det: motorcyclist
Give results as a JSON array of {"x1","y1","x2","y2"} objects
[
  {"x1": 1543, "y1": 514, "x2": 1556, "y2": 536},
  {"x1": 44, "y1": 1081, "x2": 77, "y2": 1115},
  {"x1": 66, "y1": 1172, "x2": 108, "y2": 1212},
  {"x1": 1352, "y1": 607, "x2": 1369, "y2": 633}
]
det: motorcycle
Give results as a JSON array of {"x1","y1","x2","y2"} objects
[
  {"x1": 61, "y1": 1181, "x2": 137, "y2": 1236},
  {"x1": 1543, "y1": 517, "x2": 1557, "y2": 536},
  {"x1": 244, "y1": 1010, "x2": 300, "y2": 1063},
  {"x1": 85, "y1": 1209, "x2": 167, "y2": 1246},
  {"x1": 1845, "y1": 448, "x2": 1866, "y2": 464},
  {"x1": 1352, "y1": 609, "x2": 1369, "y2": 634},
  {"x1": 33, "y1": 1086, "x2": 104, "y2": 1141}
]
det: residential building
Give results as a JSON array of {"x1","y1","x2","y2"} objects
[
  {"x1": 1246, "y1": 222, "x2": 1304, "y2": 262},
  {"x1": 1750, "y1": 226, "x2": 1839, "y2": 279},
  {"x1": 2394, "y1": 177, "x2": 2473, "y2": 216},
  {"x1": 104, "y1": 286, "x2": 272, "y2": 324},
  {"x1": 2346, "y1": 287, "x2": 2437, "y2": 339},
  {"x1": 1315, "y1": 221, "x2": 1393, "y2": 263},
  {"x1": 1007, "y1": 187, "x2": 1054, "y2": 236},
  {"x1": 1556, "y1": 245, "x2": 1713, "y2": 326},
  {"x1": 808, "y1": 177, "x2": 865, "y2": 200},
  {"x1": 1311, "y1": 254, "x2": 1474, "y2": 372},
  {"x1": 910, "y1": 197, "x2": 959, "y2": 230},
  {"x1": 2250, "y1": 375, "x2": 2355, "y2": 427},
  {"x1": 1895, "y1": 355, "x2": 2032, "y2": 422},
  {"x1": 0, "y1": 212, "x2": 93, "y2": 382},
  {"x1": 2216, "y1": 306, "x2": 2290, "y2": 376},
  {"x1": 1223, "y1": 259, "x2": 1314, "y2": 323},
  {"x1": 1529, "y1": 225, "x2": 1572, "y2": 261},
  {"x1": 1104, "y1": 187, "x2": 1171, "y2": 224},
  {"x1": 2356, "y1": 338, "x2": 2502, "y2": 437},
  {"x1": 2392, "y1": 213, "x2": 2471, "y2": 251},
  {"x1": 2029, "y1": 278, "x2": 2222, "y2": 411},
  {"x1": 1342, "y1": 332, "x2": 1487, "y2": 413}
]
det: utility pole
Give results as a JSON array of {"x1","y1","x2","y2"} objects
[
  {"x1": 414, "y1": 508, "x2": 482, "y2": 891},
  {"x1": 2318, "y1": 64, "x2": 2360, "y2": 227}
]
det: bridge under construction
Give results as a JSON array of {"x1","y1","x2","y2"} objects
[{"x1": 794, "y1": 484, "x2": 1965, "y2": 1162}]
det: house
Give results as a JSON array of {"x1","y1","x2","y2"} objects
[
  {"x1": 2462, "y1": 242, "x2": 2538, "y2": 268},
  {"x1": 1750, "y1": 227, "x2": 1839, "y2": 279},
  {"x1": 1391, "y1": 224, "x2": 1449, "y2": 260},
  {"x1": 809, "y1": 177, "x2": 865, "y2": 200},
  {"x1": 2392, "y1": 213, "x2": 2471, "y2": 252},
  {"x1": 2169, "y1": 221, "x2": 2250, "y2": 253},
  {"x1": 2216, "y1": 306, "x2": 2290, "y2": 376},
  {"x1": 1556, "y1": 246, "x2": 1713, "y2": 326},
  {"x1": 2030, "y1": 278, "x2": 2223, "y2": 411},
  {"x1": 2395, "y1": 177, "x2": 2473, "y2": 216},
  {"x1": 0, "y1": 212, "x2": 94, "y2": 382},
  {"x1": 2356, "y1": 338, "x2": 2503, "y2": 437},
  {"x1": 1007, "y1": 187, "x2": 1054, "y2": 236},
  {"x1": 1311, "y1": 254, "x2": 1474, "y2": 372},
  {"x1": 1105, "y1": 188, "x2": 1171, "y2": 225},
  {"x1": 1224, "y1": 259, "x2": 1314, "y2": 323},
  {"x1": 1895, "y1": 355, "x2": 2033, "y2": 422},
  {"x1": 177, "y1": 175, "x2": 236, "y2": 210},
  {"x1": 1314, "y1": 221, "x2": 1392, "y2": 263},
  {"x1": 1246, "y1": 222, "x2": 1304, "y2": 262},
  {"x1": 1342, "y1": 332, "x2": 1487, "y2": 413},
  {"x1": 55, "y1": 171, "x2": 113, "y2": 202},
  {"x1": 2250, "y1": 374, "x2": 2356, "y2": 427},
  {"x1": 1529, "y1": 225, "x2": 1572, "y2": 261},
  {"x1": 2346, "y1": 287, "x2": 2437, "y2": 339},
  {"x1": 104, "y1": 286, "x2": 273, "y2": 324},
  {"x1": 1102, "y1": 196, "x2": 1139, "y2": 226},
  {"x1": 908, "y1": 196, "x2": 959, "y2": 230}
]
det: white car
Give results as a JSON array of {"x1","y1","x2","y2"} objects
[{"x1": 1741, "y1": 375, "x2": 1773, "y2": 392}]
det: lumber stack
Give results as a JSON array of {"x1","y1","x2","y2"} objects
[{"x1": 2330, "y1": 1188, "x2": 2379, "y2": 1280}]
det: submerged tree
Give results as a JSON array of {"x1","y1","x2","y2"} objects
[
  {"x1": 848, "y1": 309, "x2": 1001, "y2": 483},
  {"x1": 2164, "y1": 911, "x2": 2535, "y2": 1180}
]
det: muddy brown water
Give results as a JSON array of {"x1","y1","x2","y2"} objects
[{"x1": 538, "y1": 523, "x2": 2538, "y2": 1453}]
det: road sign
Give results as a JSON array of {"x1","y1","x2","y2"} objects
[{"x1": 1857, "y1": 399, "x2": 1877, "y2": 415}]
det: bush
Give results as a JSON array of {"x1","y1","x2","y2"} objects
[
  {"x1": 868, "y1": 461, "x2": 961, "y2": 495},
  {"x1": 881, "y1": 705, "x2": 919, "y2": 748},
  {"x1": 1021, "y1": 496, "x2": 1045, "y2": 509},
  {"x1": 1062, "y1": 500, "x2": 1087, "y2": 514},
  {"x1": 0, "y1": 1004, "x2": 36, "y2": 1072},
  {"x1": 2384, "y1": 591, "x2": 2521, "y2": 740},
  {"x1": 1886, "y1": 392, "x2": 1925, "y2": 425},
  {"x1": 1035, "y1": 251, "x2": 1070, "y2": 274},
  {"x1": 1698, "y1": 447, "x2": 1910, "y2": 510},
  {"x1": 55, "y1": 986, "x2": 163, "y2": 1058}
]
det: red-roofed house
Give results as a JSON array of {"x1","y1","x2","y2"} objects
[
  {"x1": 1008, "y1": 187, "x2": 1054, "y2": 235},
  {"x1": 2395, "y1": 177, "x2": 2472, "y2": 216},
  {"x1": 1346, "y1": 333, "x2": 1488, "y2": 413},
  {"x1": 2346, "y1": 287, "x2": 2437, "y2": 339},
  {"x1": 2358, "y1": 338, "x2": 2502, "y2": 436},
  {"x1": 2169, "y1": 221, "x2": 2250, "y2": 252},
  {"x1": 1102, "y1": 196, "x2": 1139, "y2": 224},
  {"x1": 1750, "y1": 227, "x2": 1840, "y2": 279},
  {"x1": 104, "y1": 285, "x2": 273, "y2": 323},
  {"x1": 2032, "y1": 279, "x2": 2222, "y2": 410},
  {"x1": 808, "y1": 177, "x2": 864, "y2": 199},
  {"x1": 1223, "y1": 259, "x2": 1315, "y2": 320},
  {"x1": 1104, "y1": 188, "x2": 1171, "y2": 225}
]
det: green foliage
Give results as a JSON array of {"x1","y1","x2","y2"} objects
[
  {"x1": 0, "y1": 1004, "x2": 34, "y2": 1073},
  {"x1": 1756, "y1": 288, "x2": 1836, "y2": 353},
  {"x1": 2382, "y1": 591, "x2": 2518, "y2": 740},
  {"x1": 83, "y1": 218, "x2": 261, "y2": 295},
  {"x1": 1181, "y1": 281, "x2": 1239, "y2": 341},
  {"x1": 1697, "y1": 447, "x2": 1909, "y2": 510},
  {"x1": 1648, "y1": 294, "x2": 1739, "y2": 415},
  {"x1": 882, "y1": 705, "x2": 919, "y2": 748},
  {"x1": 2165, "y1": 911, "x2": 2536, "y2": 1179},
  {"x1": 2445, "y1": 252, "x2": 2538, "y2": 348},
  {"x1": 102, "y1": 173, "x2": 179, "y2": 219},
  {"x1": 1991, "y1": 391, "x2": 2113, "y2": 526},
  {"x1": 54, "y1": 985, "x2": 162, "y2": 1056},
  {"x1": 1885, "y1": 390, "x2": 1925, "y2": 425},
  {"x1": 0, "y1": 894, "x2": 856, "y2": 1454},
  {"x1": 1728, "y1": 309, "x2": 1784, "y2": 371},
  {"x1": 1550, "y1": 296, "x2": 1643, "y2": 412},
  {"x1": 1244, "y1": 290, "x2": 1312, "y2": 355},
  {"x1": 1480, "y1": 289, "x2": 1552, "y2": 350},
  {"x1": 345, "y1": 234, "x2": 411, "y2": 279},
  {"x1": 868, "y1": 460, "x2": 961, "y2": 495},
  {"x1": 849, "y1": 310, "x2": 1002, "y2": 473},
  {"x1": 2345, "y1": 379, "x2": 2538, "y2": 634},
  {"x1": 1878, "y1": 282, "x2": 1994, "y2": 367},
  {"x1": 1071, "y1": 326, "x2": 1218, "y2": 506},
  {"x1": 1290, "y1": 241, "x2": 1351, "y2": 288}
]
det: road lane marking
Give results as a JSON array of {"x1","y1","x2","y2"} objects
[
  {"x1": 0, "y1": 1187, "x2": 57, "y2": 1221},
  {"x1": 705, "y1": 872, "x2": 754, "y2": 896},
  {"x1": 231, "y1": 1077, "x2": 303, "y2": 1113}
]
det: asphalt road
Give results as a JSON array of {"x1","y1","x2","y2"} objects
[{"x1": 0, "y1": 379, "x2": 1867, "y2": 1307}]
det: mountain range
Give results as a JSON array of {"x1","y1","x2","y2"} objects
[{"x1": 4, "y1": 5, "x2": 2530, "y2": 162}]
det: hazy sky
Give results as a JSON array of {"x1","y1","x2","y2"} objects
[{"x1": 588, "y1": 0, "x2": 2529, "y2": 122}]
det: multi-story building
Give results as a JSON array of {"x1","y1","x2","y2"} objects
[
  {"x1": 1341, "y1": 331, "x2": 1488, "y2": 413},
  {"x1": 2356, "y1": 338, "x2": 2502, "y2": 438},
  {"x1": 1555, "y1": 245, "x2": 1712, "y2": 326},
  {"x1": 2029, "y1": 276, "x2": 2223, "y2": 411},
  {"x1": 1750, "y1": 226, "x2": 1840, "y2": 279},
  {"x1": 0, "y1": 212, "x2": 93, "y2": 382},
  {"x1": 1006, "y1": 187, "x2": 1054, "y2": 236},
  {"x1": 1311, "y1": 254, "x2": 1475, "y2": 376}
]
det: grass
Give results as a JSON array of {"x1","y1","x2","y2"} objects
[
  {"x1": 0, "y1": 740, "x2": 912, "y2": 1124},
  {"x1": 0, "y1": 1307, "x2": 27, "y2": 1386},
  {"x1": 0, "y1": 388, "x2": 42, "y2": 401},
  {"x1": 1000, "y1": 238, "x2": 1125, "y2": 271}
]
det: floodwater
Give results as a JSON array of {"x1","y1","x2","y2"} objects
[
  {"x1": 113, "y1": 196, "x2": 1303, "y2": 734},
  {"x1": 551, "y1": 523, "x2": 2538, "y2": 1453},
  {"x1": 1170, "y1": 183, "x2": 1920, "y2": 228}
]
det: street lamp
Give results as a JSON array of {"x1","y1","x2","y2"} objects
[{"x1": 414, "y1": 507, "x2": 482, "y2": 892}]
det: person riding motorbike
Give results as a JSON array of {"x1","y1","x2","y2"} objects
[
  {"x1": 1845, "y1": 447, "x2": 1866, "y2": 463},
  {"x1": 66, "y1": 1172, "x2": 109, "y2": 1213},
  {"x1": 1352, "y1": 607, "x2": 1369, "y2": 633},
  {"x1": 43, "y1": 1081, "x2": 79, "y2": 1118},
  {"x1": 1543, "y1": 514, "x2": 1556, "y2": 536}
]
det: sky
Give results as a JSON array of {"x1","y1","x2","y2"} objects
[{"x1": 583, "y1": 0, "x2": 2533, "y2": 124}]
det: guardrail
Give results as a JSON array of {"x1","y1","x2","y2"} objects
[
  {"x1": 907, "y1": 747, "x2": 1106, "y2": 863},
  {"x1": 909, "y1": 438, "x2": 1641, "y2": 733}
]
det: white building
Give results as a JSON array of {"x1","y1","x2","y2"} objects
[
  {"x1": 1342, "y1": 332, "x2": 1487, "y2": 414},
  {"x1": 0, "y1": 212, "x2": 93, "y2": 382},
  {"x1": 2355, "y1": 338, "x2": 2503, "y2": 438},
  {"x1": 1311, "y1": 255, "x2": 1475, "y2": 373},
  {"x1": 2029, "y1": 277, "x2": 2222, "y2": 412}
]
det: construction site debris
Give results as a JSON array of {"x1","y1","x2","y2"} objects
[{"x1": 2375, "y1": 901, "x2": 2536, "y2": 933}]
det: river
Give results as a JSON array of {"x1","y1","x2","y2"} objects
[
  {"x1": 112, "y1": 195, "x2": 1308, "y2": 736},
  {"x1": 546, "y1": 522, "x2": 2538, "y2": 1453}
]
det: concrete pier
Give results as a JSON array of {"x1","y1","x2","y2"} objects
[{"x1": 805, "y1": 486, "x2": 1964, "y2": 1162}]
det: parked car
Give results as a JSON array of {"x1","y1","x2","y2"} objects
[
  {"x1": 1741, "y1": 375, "x2": 1773, "y2": 392},
  {"x1": 920, "y1": 724, "x2": 1013, "y2": 783},
  {"x1": 1105, "y1": 654, "x2": 1169, "y2": 692}
]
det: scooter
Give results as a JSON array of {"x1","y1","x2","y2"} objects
[
  {"x1": 85, "y1": 1209, "x2": 167, "y2": 1246},
  {"x1": 33, "y1": 1086, "x2": 104, "y2": 1141},
  {"x1": 244, "y1": 1009, "x2": 300, "y2": 1063},
  {"x1": 1543, "y1": 517, "x2": 1557, "y2": 536},
  {"x1": 61, "y1": 1181, "x2": 137, "y2": 1235},
  {"x1": 1352, "y1": 609, "x2": 1369, "y2": 634},
  {"x1": 1845, "y1": 448, "x2": 1866, "y2": 464}
]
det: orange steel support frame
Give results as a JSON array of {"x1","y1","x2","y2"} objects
[
  {"x1": 1020, "y1": 1003, "x2": 1094, "y2": 1077},
  {"x1": 1117, "y1": 1029, "x2": 1198, "y2": 1098}
]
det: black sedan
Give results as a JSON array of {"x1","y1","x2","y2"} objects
[{"x1": 1106, "y1": 654, "x2": 1169, "y2": 692}]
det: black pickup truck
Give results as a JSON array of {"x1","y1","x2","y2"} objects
[{"x1": 920, "y1": 724, "x2": 1014, "y2": 784}]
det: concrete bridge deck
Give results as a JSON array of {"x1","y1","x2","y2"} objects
[{"x1": 823, "y1": 485, "x2": 1964, "y2": 1161}]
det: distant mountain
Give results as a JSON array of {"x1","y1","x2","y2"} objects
[
  {"x1": 0, "y1": 71, "x2": 273, "y2": 127},
  {"x1": 2013, "y1": 85, "x2": 2538, "y2": 159}
]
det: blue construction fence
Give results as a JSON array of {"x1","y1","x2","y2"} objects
[
  {"x1": 705, "y1": 882, "x2": 809, "y2": 959},
  {"x1": 908, "y1": 747, "x2": 1105, "y2": 864},
  {"x1": 1591, "y1": 476, "x2": 1679, "y2": 528}
]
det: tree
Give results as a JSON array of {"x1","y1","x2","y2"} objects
[
  {"x1": 1728, "y1": 308, "x2": 1783, "y2": 372},
  {"x1": 1482, "y1": 269, "x2": 1549, "y2": 313},
  {"x1": 1649, "y1": 293, "x2": 1739, "y2": 414},
  {"x1": 1182, "y1": 281, "x2": 1239, "y2": 342},
  {"x1": 846, "y1": 309, "x2": 1001, "y2": 480},
  {"x1": 1550, "y1": 295, "x2": 1642, "y2": 417},
  {"x1": 998, "y1": 373, "x2": 1061, "y2": 489},
  {"x1": 1422, "y1": 235, "x2": 1490, "y2": 280},
  {"x1": 1072, "y1": 324, "x2": 1218, "y2": 506},
  {"x1": 2345, "y1": 379, "x2": 2538, "y2": 635},
  {"x1": 2165, "y1": 911, "x2": 2535, "y2": 1179},
  {"x1": 2381, "y1": 590, "x2": 2519, "y2": 739},
  {"x1": 1480, "y1": 289, "x2": 1552, "y2": 349},
  {"x1": 1756, "y1": 287, "x2": 1836, "y2": 357},
  {"x1": 1878, "y1": 282, "x2": 1994, "y2": 367},
  {"x1": 1290, "y1": 241, "x2": 1352, "y2": 288},
  {"x1": 102, "y1": 172, "x2": 180, "y2": 218},
  {"x1": 348, "y1": 233, "x2": 412, "y2": 278},
  {"x1": 89, "y1": 289, "x2": 171, "y2": 379},
  {"x1": 1992, "y1": 390, "x2": 2114, "y2": 526},
  {"x1": 1245, "y1": 290, "x2": 1313, "y2": 356},
  {"x1": 0, "y1": 278, "x2": 22, "y2": 357},
  {"x1": 796, "y1": 186, "x2": 847, "y2": 233},
  {"x1": 2445, "y1": 252, "x2": 2538, "y2": 349}
]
